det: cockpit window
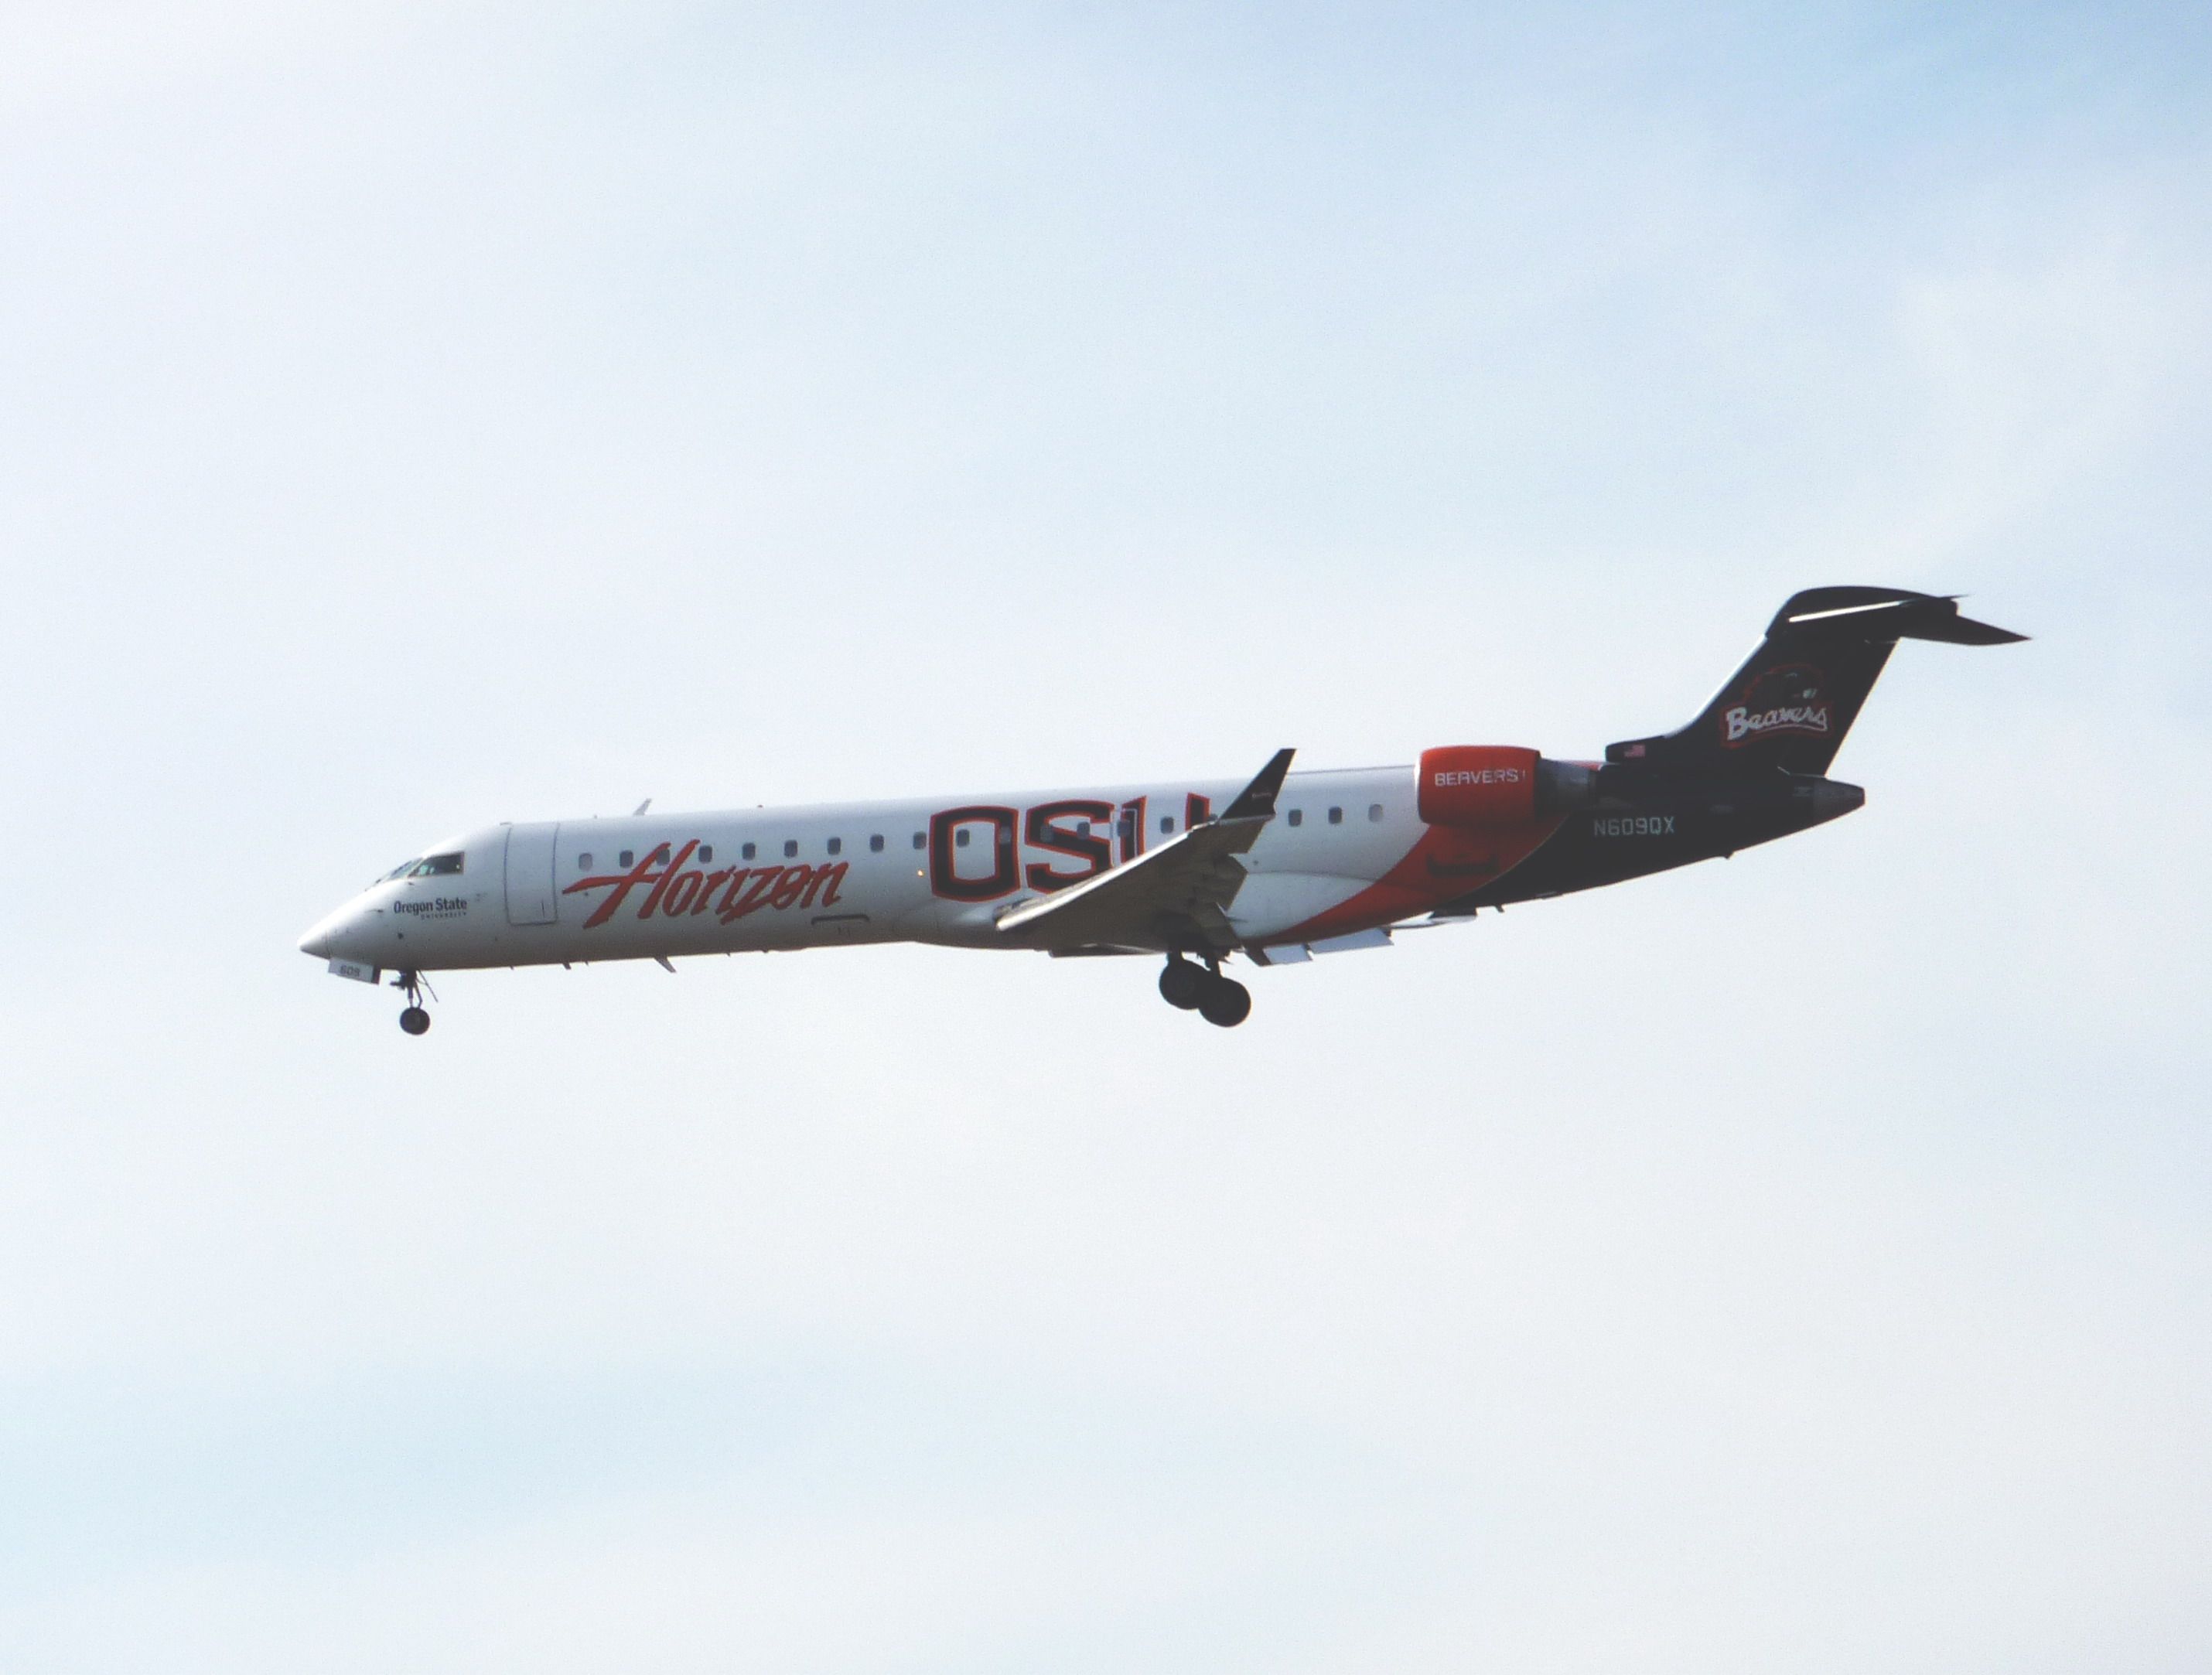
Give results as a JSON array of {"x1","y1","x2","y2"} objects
[
  {"x1": 384, "y1": 858, "x2": 421, "y2": 881},
  {"x1": 407, "y1": 853, "x2": 465, "y2": 878}
]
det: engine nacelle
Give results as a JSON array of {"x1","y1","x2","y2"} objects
[
  {"x1": 1418, "y1": 746, "x2": 1597, "y2": 827},
  {"x1": 1419, "y1": 745, "x2": 1538, "y2": 827}
]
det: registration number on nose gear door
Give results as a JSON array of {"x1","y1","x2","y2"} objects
[{"x1": 1593, "y1": 815, "x2": 1676, "y2": 837}]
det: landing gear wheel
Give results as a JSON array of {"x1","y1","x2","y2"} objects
[
  {"x1": 1197, "y1": 976, "x2": 1251, "y2": 1028},
  {"x1": 1159, "y1": 958, "x2": 1206, "y2": 1010},
  {"x1": 393, "y1": 968, "x2": 435, "y2": 1036}
]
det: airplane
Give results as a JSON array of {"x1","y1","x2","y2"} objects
[{"x1": 298, "y1": 585, "x2": 2024, "y2": 1034}]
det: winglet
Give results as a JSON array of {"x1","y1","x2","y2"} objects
[{"x1": 1220, "y1": 749, "x2": 1296, "y2": 822}]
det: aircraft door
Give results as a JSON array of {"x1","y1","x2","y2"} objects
[{"x1": 503, "y1": 822, "x2": 560, "y2": 925}]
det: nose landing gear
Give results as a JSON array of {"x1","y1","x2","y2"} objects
[
  {"x1": 394, "y1": 970, "x2": 436, "y2": 1035},
  {"x1": 1159, "y1": 956, "x2": 1251, "y2": 1028}
]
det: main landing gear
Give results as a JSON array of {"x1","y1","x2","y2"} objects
[
  {"x1": 394, "y1": 970, "x2": 435, "y2": 1035},
  {"x1": 1159, "y1": 956, "x2": 1251, "y2": 1029}
]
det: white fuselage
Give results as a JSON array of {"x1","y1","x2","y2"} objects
[
  {"x1": 299, "y1": 766, "x2": 1434, "y2": 975},
  {"x1": 299, "y1": 578, "x2": 2007, "y2": 1024}
]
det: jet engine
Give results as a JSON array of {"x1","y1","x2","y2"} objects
[{"x1": 1417, "y1": 746, "x2": 1599, "y2": 827}]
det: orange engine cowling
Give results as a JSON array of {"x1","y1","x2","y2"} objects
[{"x1": 1418, "y1": 745, "x2": 1541, "y2": 827}]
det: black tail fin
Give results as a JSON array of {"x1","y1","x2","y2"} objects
[{"x1": 1606, "y1": 586, "x2": 2026, "y2": 777}]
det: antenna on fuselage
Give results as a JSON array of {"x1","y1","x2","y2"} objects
[{"x1": 632, "y1": 798, "x2": 651, "y2": 816}]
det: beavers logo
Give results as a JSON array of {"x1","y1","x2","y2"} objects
[{"x1": 1722, "y1": 664, "x2": 1831, "y2": 746}]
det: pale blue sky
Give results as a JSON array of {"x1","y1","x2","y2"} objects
[{"x1": 3, "y1": 5, "x2": 2209, "y2": 1671}]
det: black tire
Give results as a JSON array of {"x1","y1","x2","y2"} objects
[
  {"x1": 399, "y1": 1006, "x2": 431, "y2": 1035},
  {"x1": 1159, "y1": 960, "x2": 1206, "y2": 1010},
  {"x1": 1197, "y1": 977, "x2": 1251, "y2": 1028}
]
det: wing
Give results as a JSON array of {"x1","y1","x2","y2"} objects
[{"x1": 994, "y1": 749, "x2": 1295, "y2": 954}]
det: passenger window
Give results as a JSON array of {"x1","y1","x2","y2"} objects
[
  {"x1": 619, "y1": 850, "x2": 633, "y2": 867},
  {"x1": 955, "y1": 829, "x2": 971, "y2": 848},
  {"x1": 1328, "y1": 807, "x2": 1343, "y2": 825},
  {"x1": 783, "y1": 839, "x2": 798, "y2": 858},
  {"x1": 1287, "y1": 809, "x2": 1302, "y2": 827},
  {"x1": 742, "y1": 842, "x2": 756, "y2": 861},
  {"x1": 1368, "y1": 803, "x2": 1383, "y2": 822},
  {"x1": 911, "y1": 832, "x2": 925, "y2": 849},
  {"x1": 1076, "y1": 820, "x2": 1091, "y2": 837},
  {"x1": 699, "y1": 844, "x2": 714, "y2": 863},
  {"x1": 577, "y1": 852, "x2": 593, "y2": 870},
  {"x1": 828, "y1": 837, "x2": 842, "y2": 856},
  {"x1": 1159, "y1": 815, "x2": 1175, "y2": 834},
  {"x1": 869, "y1": 834, "x2": 885, "y2": 852}
]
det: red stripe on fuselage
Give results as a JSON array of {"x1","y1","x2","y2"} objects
[{"x1": 1274, "y1": 817, "x2": 1566, "y2": 943}]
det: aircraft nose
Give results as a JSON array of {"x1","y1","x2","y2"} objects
[{"x1": 297, "y1": 906, "x2": 349, "y2": 959}]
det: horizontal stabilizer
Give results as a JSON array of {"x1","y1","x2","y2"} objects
[
  {"x1": 1767, "y1": 587, "x2": 2027, "y2": 646},
  {"x1": 1607, "y1": 585, "x2": 2025, "y2": 776}
]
